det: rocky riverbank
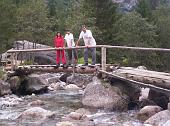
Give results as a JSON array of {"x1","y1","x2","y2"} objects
[{"x1": 0, "y1": 71, "x2": 170, "y2": 125}]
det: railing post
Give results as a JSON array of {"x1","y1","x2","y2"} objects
[
  {"x1": 11, "y1": 53, "x2": 15, "y2": 71},
  {"x1": 101, "y1": 46, "x2": 106, "y2": 71},
  {"x1": 14, "y1": 52, "x2": 18, "y2": 69},
  {"x1": 72, "y1": 48, "x2": 75, "y2": 77}
]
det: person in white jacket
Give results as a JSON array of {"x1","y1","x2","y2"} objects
[
  {"x1": 64, "y1": 29, "x2": 78, "y2": 65},
  {"x1": 76, "y1": 25, "x2": 96, "y2": 66}
]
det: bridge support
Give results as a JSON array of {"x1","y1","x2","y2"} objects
[
  {"x1": 101, "y1": 47, "x2": 106, "y2": 77},
  {"x1": 101, "y1": 46, "x2": 106, "y2": 71}
]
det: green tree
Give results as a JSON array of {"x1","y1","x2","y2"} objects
[
  {"x1": 47, "y1": 0, "x2": 75, "y2": 33},
  {"x1": 152, "y1": 5, "x2": 170, "y2": 71},
  {"x1": 0, "y1": 0, "x2": 16, "y2": 52},
  {"x1": 81, "y1": 0, "x2": 118, "y2": 44},
  {"x1": 136, "y1": 0, "x2": 152, "y2": 20},
  {"x1": 114, "y1": 12, "x2": 157, "y2": 47},
  {"x1": 15, "y1": 0, "x2": 52, "y2": 45},
  {"x1": 112, "y1": 12, "x2": 159, "y2": 69},
  {"x1": 95, "y1": 0, "x2": 118, "y2": 44}
]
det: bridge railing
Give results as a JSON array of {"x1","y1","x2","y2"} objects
[{"x1": 6, "y1": 45, "x2": 170, "y2": 71}]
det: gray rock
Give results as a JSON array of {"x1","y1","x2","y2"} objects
[
  {"x1": 17, "y1": 107, "x2": 55, "y2": 121},
  {"x1": 13, "y1": 40, "x2": 56, "y2": 65},
  {"x1": 28, "y1": 100, "x2": 45, "y2": 107},
  {"x1": 19, "y1": 74, "x2": 49, "y2": 95},
  {"x1": 0, "y1": 80, "x2": 12, "y2": 96},
  {"x1": 163, "y1": 120, "x2": 170, "y2": 126},
  {"x1": 49, "y1": 82, "x2": 66, "y2": 90},
  {"x1": 7, "y1": 76, "x2": 21, "y2": 94},
  {"x1": 168, "y1": 102, "x2": 170, "y2": 111},
  {"x1": 145, "y1": 110, "x2": 170, "y2": 126},
  {"x1": 57, "y1": 120, "x2": 95, "y2": 126},
  {"x1": 56, "y1": 121, "x2": 75, "y2": 126},
  {"x1": 109, "y1": 77, "x2": 140, "y2": 105},
  {"x1": 67, "y1": 74, "x2": 93, "y2": 88},
  {"x1": 66, "y1": 112, "x2": 83, "y2": 120},
  {"x1": 82, "y1": 77, "x2": 128, "y2": 110},
  {"x1": 148, "y1": 89, "x2": 169, "y2": 109},
  {"x1": 75, "y1": 108, "x2": 91, "y2": 116},
  {"x1": 137, "y1": 105, "x2": 162, "y2": 122},
  {"x1": 0, "y1": 95, "x2": 22, "y2": 108},
  {"x1": 64, "y1": 84, "x2": 80, "y2": 91}
]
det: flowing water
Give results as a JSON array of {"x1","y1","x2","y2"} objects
[{"x1": 0, "y1": 90, "x2": 144, "y2": 126}]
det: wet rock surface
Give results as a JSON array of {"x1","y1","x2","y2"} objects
[
  {"x1": 19, "y1": 74, "x2": 49, "y2": 95},
  {"x1": 67, "y1": 74, "x2": 93, "y2": 88},
  {"x1": 0, "y1": 73, "x2": 151, "y2": 125},
  {"x1": 137, "y1": 105, "x2": 162, "y2": 121},
  {"x1": 7, "y1": 73, "x2": 61, "y2": 95},
  {"x1": 17, "y1": 107, "x2": 55, "y2": 123},
  {"x1": 82, "y1": 77, "x2": 129, "y2": 110},
  {"x1": 0, "y1": 80, "x2": 12, "y2": 96},
  {"x1": 148, "y1": 89, "x2": 169, "y2": 109},
  {"x1": 144, "y1": 110, "x2": 170, "y2": 126}
]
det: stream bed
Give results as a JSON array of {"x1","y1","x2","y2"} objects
[{"x1": 0, "y1": 90, "x2": 144, "y2": 126}]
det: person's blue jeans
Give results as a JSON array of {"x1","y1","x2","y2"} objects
[{"x1": 84, "y1": 47, "x2": 96, "y2": 65}]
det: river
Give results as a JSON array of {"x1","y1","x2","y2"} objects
[{"x1": 0, "y1": 89, "x2": 144, "y2": 126}]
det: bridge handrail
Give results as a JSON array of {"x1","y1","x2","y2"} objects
[
  {"x1": 6, "y1": 45, "x2": 170, "y2": 53},
  {"x1": 6, "y1": 44, "x2": 170, "y2": 71},
  {"x1": 6, "y1": 45, "x2": 103, "y2": 53}
]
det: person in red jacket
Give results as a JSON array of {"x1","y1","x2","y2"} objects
[{"x1": 54, "y1": 31, "x2": 67, "y2": 68}]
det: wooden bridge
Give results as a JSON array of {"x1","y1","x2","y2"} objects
[{"x1": 5, "y1": 45, "x2": 170, "y2": 96}]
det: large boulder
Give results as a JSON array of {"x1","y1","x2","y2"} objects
[
  {"x1": 0, "y1": 80, "x2": 12, "y2": 96},
  {"x1": 144, "y1": 110, "x2": 170, "y2": 126},
  {"x1": 18, "y1": 74, "x2": 49, "y2": 95},
  {"x1": 7, "y1": 76, "x2": 21, "y2": 94},
  {"x1": 137, "y1": 105, "x2": 162, "y2": 121},
  {"x1": 60, "y1": 73, "x2": 72, "y2": 82},
  {"x1": 67, "y1": 74, "x2": 93, "y2": 88},
  {"x1": 109, "y1": 77, "x2": 140, "y2": 109},
  {"x1": 82, "y1": 77, "x2": 129, "y2": 110},
  {"x1": 13, "y1": 40, "x2": 56, "y2": 65},
  {"x1": 148, "y1": 89, "x2": 169, "y2": 109},
  {"x1": 7, "y1": 73, "x2": 61, "y2": 95}
]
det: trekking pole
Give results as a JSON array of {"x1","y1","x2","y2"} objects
[{"x1": 72, "y1": 47, "x2": 75, "y2": 77}]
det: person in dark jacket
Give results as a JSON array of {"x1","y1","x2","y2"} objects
[{"x1": 54, "y1": 31, "x2": 67, "y2": 68}]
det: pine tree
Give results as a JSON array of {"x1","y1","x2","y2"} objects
[
  {"x1": 0, "y1": 0, "x2": 17, "y2": 52},
  {"x1": 15, "y1": 0, "x2": 52, "y2": 45},
  {"x1": 136, "y1": 0, "x2": 152, "y2": 19},
  {"x1": 81, "y1": 0, "x2": 118, "y2": 44}
]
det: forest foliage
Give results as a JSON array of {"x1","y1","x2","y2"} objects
[{"x1": 0, "y1": 0, "x2": 170, "y2": 71}]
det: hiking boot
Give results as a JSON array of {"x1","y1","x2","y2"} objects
[
  {"x1": 82, "y1": 63, "x2": 88, "y2": 66},
  {"x1": 54, "y1": 64, "x2": 60, "y2": 68},
  {"x1": 91, "y1": 63, "x2": 95, "y2": 65},
  {"x1": 63, "y1": 64, "x2": 68, "y2": 68}
]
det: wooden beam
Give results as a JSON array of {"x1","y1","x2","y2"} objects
[{"x1": 17, "y1": 66, "x2": 98, "y2": 74}]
